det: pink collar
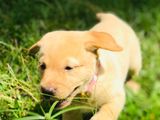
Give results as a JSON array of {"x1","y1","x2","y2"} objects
[
  {"x1": 85, "y1": 61, "x2": 101, "y2": 92},
  {"x1": 86, "y1": 74, "x2": 98, "y2": 92}
]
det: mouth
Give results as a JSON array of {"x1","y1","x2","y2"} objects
[{"x1": 57, "y1": 85, "x2": 80, "y2": 108}]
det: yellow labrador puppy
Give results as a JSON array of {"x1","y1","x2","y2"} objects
[{"x1": 29, "y1": 13, "x2": 141, "y2": 120}]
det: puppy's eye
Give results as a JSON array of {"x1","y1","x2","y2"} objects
[
  {"x1": 40, "y1": 63, "x2": 46, "y2": 70},
  {"x1": 65, "y1": 66, "x2": 73, "y2": 71}
]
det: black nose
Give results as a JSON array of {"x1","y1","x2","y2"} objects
[
  {"x1": 41, "y1": 87, "x2": 59, "y2": 106},
  {"x1": 41, "y1": 87, "x2": 54, "y2": 98}
]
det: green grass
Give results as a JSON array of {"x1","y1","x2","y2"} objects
[{"x1": 0, "y1": 0, "x2": 160, "y2": 120}]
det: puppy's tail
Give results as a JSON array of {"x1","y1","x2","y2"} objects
[{"x1": 96, "y1": 12, "x2": 116, "y2": 21}]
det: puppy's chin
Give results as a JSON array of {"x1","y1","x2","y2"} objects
[
  {"x1": 56, "y1": 85, "x2": 82, "y2": 109},
  {"x1": 57, "y1": 99, "x2": 72, "y2": 109}
]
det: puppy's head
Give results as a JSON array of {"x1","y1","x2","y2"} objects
[{"x1": 29, "y1": 31, "x2": 122, "y2": 108}]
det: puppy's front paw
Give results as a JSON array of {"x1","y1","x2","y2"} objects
[
  {"x1": 90, "y1": 113, "x2": 103, "y2": 120},
  {"x1": 90, "y1": 115, "x2": 98, "y2": 120},
  {"x1": 90, "y1": 112, "x2": 114, "y2": 120}
]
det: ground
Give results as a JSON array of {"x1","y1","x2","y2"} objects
[{"x1": 0, "y1": 0, "x2": 160, "y2": 120}]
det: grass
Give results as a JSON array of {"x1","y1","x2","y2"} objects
[
  {"x1": 15, "y1": 101, "x2": 93, "y2": 120},
  {"x1": 0, "y1": 0, "x2": 160, "y2": 120}
]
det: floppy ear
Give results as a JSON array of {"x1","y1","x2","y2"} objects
[
  {"x1": 86, "y1": 31, "x2": 122, "y2": 52},
  {"x1": 28, "y1": 42, "x2": 41, "y2": 55}
]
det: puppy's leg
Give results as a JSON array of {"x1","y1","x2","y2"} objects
[
  {"x1": 90, "y1": 91, "x2": 125, "y2": 120},
  {"x1": 129, "y1": 35, "x2": 142, "y2": 76},
  {"x1": 126, "y1": 35, "x2": 142, "y2": 93},
  {"x1": 62, "y1": 110, "x2": 83, "y2": 120}
]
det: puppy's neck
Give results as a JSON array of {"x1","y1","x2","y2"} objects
[{"x1": 83, "y1": 59, "x2": 103, "y2": 94}]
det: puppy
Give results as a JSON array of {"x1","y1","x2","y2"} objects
[{"x1": 29, "y1": 13, "x2": 141, "y2": 120}]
